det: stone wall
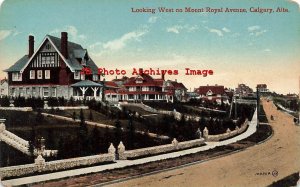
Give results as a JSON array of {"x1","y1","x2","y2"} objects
[
  {"x1": 205, "y1": 119, "x2": 249, "y2": 142},
  {"x1": 0, "y1": 107, "x2": 33, "y2": 111},
  {"x1": 119, "y1": 103, "x2": 200, "y2": 121},
  {"x1": 43, "y1": 106, "x2": 89, "y2": 110},
  {"x1": 119, "y1": 138, "x2": 205, "y2": 160},
  {"x1": 0, "y1": 150, "x2": 115, "y2": 179}
]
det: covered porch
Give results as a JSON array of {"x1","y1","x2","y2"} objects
[{"x1": 71, "y1": 80, "x2": 103, "y2": 101}]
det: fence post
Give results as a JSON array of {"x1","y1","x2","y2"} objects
[
  {"x1": 35, "y1": 154, "x2": 45, "y2": 172},
  {"x1": 226, "y1": 128, "x2": 231, "y2": 133},
  {"x1": 108, "y1": 143, "x2": 116, "y2": 160},
  {"x1": 203, "y1": 127, "x2": 209, "y2": 140},
  {"x1": 172, "y1": 138, "x2": 179, "y2": 149},
  {"x1": 118, "y1": 141, "x2": 126, "y2": 160}
]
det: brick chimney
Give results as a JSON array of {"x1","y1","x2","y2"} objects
[
  {"x1": 139, "y1": 68, "x2": 143, "y2": 75},
  {"x1": 28, "y1": 35, "x2": 34, "y2": 58},
  {"x1": 162, "y1": 73, "x2": 165, "y2": 80},
  {"x1": 61, "y1": 32, "x2": 68, "y2": 59}
]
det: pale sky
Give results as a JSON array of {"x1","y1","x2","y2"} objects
[{"x1": 0, "y1": 0, "x2": 299, "y2": 94}]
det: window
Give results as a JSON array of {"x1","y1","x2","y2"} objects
[
  {"x1": 26, "y1": 87, "x2": 30, "y2": 95},
  {"x1": 45, "y1": 44, "x2": 51, "y2": 50},
  {"x1": 81, "y1": 73, "x2": 85, "y2": 80},
  {"x1": 43, "y1": 87, "x2": 49, "y2": 97},
  {"x1": 74, "y1": 71, "x2": 80, "y2": 80},
  {"x1": 37, "y1": 70, "x2": 43, "y2": 79},
  {"x1": 10, "y1": 88, "x2": 15, "y2": 96},
  {"x1": 32, "y1": 87, "x2": 36, "y2": 96},
  {"x1": 93, "y1": 75, "x2": 98, "y2": 81},
  {"x1": 20, "y1": 87, "x2": 24, "y2": 97},
  {"x1": 41, "y1": 53, "x2": 55, "y2": 65},
  {"x1": 51, "y1": 87, "x2": 57, "y2": 97},
  {"x1": 12, "y1": 72, "x2": 22, "y2": 81},
  {"x1": 45, "y1": 70, "x2": 50, "y2": 79},
  {"x1": 30, "y1": 70, "x2": 35, "y2": 79}
]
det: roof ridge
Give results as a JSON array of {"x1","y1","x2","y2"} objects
[{"x1": 47, "y1": 34, "x2": 83, "y2": 47}]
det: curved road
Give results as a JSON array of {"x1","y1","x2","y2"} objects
[{"x1": 109, "y1": 99, "x2": 300, "y2": 187}]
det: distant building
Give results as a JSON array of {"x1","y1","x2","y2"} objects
[
  {"x1": 195, "y1": 84, "x2": 229, "y2": 104},
  {"x1": 257, "y1": 84, "x2": 270, "y2": 93},
  {"x1": 0, "y1": 78, "x2": 8, "y2": 97},
  {"x1": 164, "y1": 79, "x2": 188, "y2": 102},
  {"x1": 235, "y1": 84, "x2": 254, "y2": 97}
]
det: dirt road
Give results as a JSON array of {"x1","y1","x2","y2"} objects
[{"x1": 110, "y1": 99, "x2": 300, "y2": 187}]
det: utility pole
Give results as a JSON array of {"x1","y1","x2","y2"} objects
[{"x1": 257, "y1": 86, "x2": 260, "y2": 127}]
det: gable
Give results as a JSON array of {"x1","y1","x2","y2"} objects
[
  {"x1": 28, "y1": 39, "x2": 60, "y2": 69},
  {"x1": 20, "y1": 35, "x2": 76, "y2": 73}
]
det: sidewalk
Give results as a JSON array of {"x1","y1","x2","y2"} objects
[{"x1": 2, "y1": 109, "x2": 258, "y2": 186}]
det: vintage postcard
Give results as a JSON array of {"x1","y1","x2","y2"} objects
[{"x1": 0, "y1": 0, "x2": 299, "y2": 186}]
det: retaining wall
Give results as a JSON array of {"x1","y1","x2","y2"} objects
[
  {"x1": 206, "y1": 119, "x2": 249, "y2": 142},
  {"x1": 0, "y1": 153, "x2": 115, "y2": 179},
  {"x1": 120, "y1": 138, "x2": 205, "y2": 160}
]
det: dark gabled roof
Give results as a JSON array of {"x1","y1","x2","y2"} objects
[
  {"x1": 47, "y1": 35, "x2": 98, "y2": 74},
  {"x1": 5, "y1": 34, "x2": 99, "y2": 74},
  {"x1": 71, "y1": 80, "x2": 103, "y2": 87},
  {"x1": 5, "y1": 55, "x2": 29, "y2": 72},
  {"x1": 197, "y1": 85, "x2": 225, "y2": 95}
]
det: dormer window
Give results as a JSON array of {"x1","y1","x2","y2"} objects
[
  {"x1": 93, "y1": 75, "x2": 98, "y2": 81},
  {"x1": 74, "y1": 71, "x2": 80, "y2": 80},
  {"x1": 45, "y1": 44, "x2": 51, "y2": 50}
]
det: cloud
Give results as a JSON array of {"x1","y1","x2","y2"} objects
[
  {"x1": 263, "y1": 48, "x2": 271, "y2": 52},
  {"x1": 0, "y1": 30, "x2": 12, "y2": 41},
  {"x1": 255, "y1": 29, "x2": 267, "y2": 36},
  {"x1": 210, "y1": 29, "x2": 223, "y2": 36},
  {"x1": 248, "y1": 25, "x2": 267, "y2": 36},
  {"x1": 50, "y1": 25, "x2": 86, "y2": 41},
  {"x1": 148, "y1": 16, "x2": 158, "y2": 23},
  {"x1": 248, "y1": 25, "x2": 260, "y2": 32},
  {"x1": 166, "y1": 24, "x2": 198, "y2": 34},
  {"x1": 166, "y1": 25, "x2": 183, "y2": 34},
  {"x1": 0, "y1": 29, "x2": 20, "y2": 41},
  {"x1": 222, "y1": 27, "x2": 231, "y2": 33},
  {"x1": 206, "y1": 28, "x2": 223, "y2": 37},
  {"x1": 103, "y1": 30, "x2": 148, "y2": 51},
  {"x1": 89, "y1": 42, "x2": 102, "y2": 50}
]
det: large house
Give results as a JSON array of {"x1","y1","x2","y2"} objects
[
  {"x1": 257, "y1": 84, "x2": 270, "y2": 94},
  {"x1": 107, "y1": 72, "x2": 187, "y2": 103},
  {"x1": 195, "y1": 84, "x2": 229, "y2": 104},
  {"x1": 5, "y1": 32, "x2": 101, "y2": 99},
  {"x1": 235, "y1": 83, "x2": 254, "y2": 97}
]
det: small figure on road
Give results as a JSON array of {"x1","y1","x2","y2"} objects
[{"x1": 271, "y1": 115, "x2": 274, "y2": 120}]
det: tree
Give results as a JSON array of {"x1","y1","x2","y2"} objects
[
  {"x1": 127, "y1": 113, "x2": 135, "y2": 149},
  {"x1": 72, "y1": 111, "x2": 77, "y2": 121},
  {"x1": 57, "y1": 137, "x2": 65, "y2": 159},
  {"x1": 35, "y1": 109, "x2": 44, "y2": 126},
  {"x1": 77, "y1": 109, "x2": 88, "y2": 155},
  {"x1": 114, "y1": 117, "x2": 122, "y2": 144},
  {"x1": 90, "y1": 127, "x2": 101, "y2": 153},
  {"x1": 89, "y1": 110, "x2": 94, "y2": 121},
  {"x1": 28, "y1": 126, "x2": 36, "y2": 160}
]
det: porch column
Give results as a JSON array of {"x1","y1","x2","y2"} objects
[
  {"x1": 79, "y1": 87, "x2": 88, "y2": 98},
  {"x1": 91, "y1": 87, "x2": 99, "y2": 98},
  {"x1": 99, "y1": 87, "x2": 103, "y2": 101}
]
